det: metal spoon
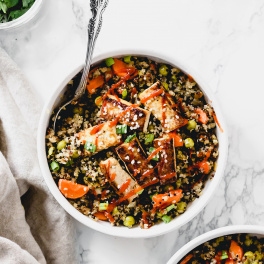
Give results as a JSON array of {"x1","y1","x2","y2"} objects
[{"x1": 53, "y1": 0, "x2": 109, "y2": 131}]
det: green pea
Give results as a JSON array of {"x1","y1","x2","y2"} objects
[
  {"x1": 123, "y1": 216, "x2": 135, "y2": 227},
  {"x1": 171, "y1": 75, "x2": 177, "y2": 83},
  {"x1": 124, "y1": 56, "x2": 131, "y2": 63},
  {"x1": 72, "y1": 150, "x2": 79, "y2": 159},
  {"x1": 105, "y1": 57, "x2": 115, "y2": 67},
  {"x1": 159, "y1": 65, "x2": 168, "y2": 76},
  {"x1": 244, "y1": 251, "x2": 254, "y2": 258},
  {"x1": 122, "y1": 89, "x2": 128, "y2": 99},
  {"x1": 184, "y1": 138, "x2": 194, "y2": 148},
  {"x1": 50, "y1": 161, "x2": 60, "y2": 172},
  {"x1": 177, "y1": 201, "x2": 187, "y2": 212},
  {"x1": 187, "y1": 120, "x2": 197, "y2": 130},
  {"x1": 57, "y1": 140, "x2": 66, "y2": 150},
  {"x1": 73, "y1": 106, "x2": 84, "y2": 115},
  {"x1": 255, "y1": 251, "x2": 263, "y2": 260}
]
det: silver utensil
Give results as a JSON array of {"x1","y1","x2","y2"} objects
[{"x1": 53, "y1": 0, "x2": 109, "y2": 131}]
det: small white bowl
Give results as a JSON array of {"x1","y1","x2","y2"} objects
[
  {"x1": 0, "y1": 0, "x2": 43, "y2": 30},
  {"x1": 167, "y1": 225, "x2": 264, "y2": 264},
  {"x1": 37, "y1": 49, "x2": 229, "y2": 238}
]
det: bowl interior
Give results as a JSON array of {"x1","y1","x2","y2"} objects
[
  {"x1": 167, "y1": 225, "x2": 264, "y2": 264},
  {"x1": 37, "y1": 49, "x2": 229, "y2": 238}
]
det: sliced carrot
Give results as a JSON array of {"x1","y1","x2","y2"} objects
[
  {"x1": 213, "y1": 112, "x2": 224, "y2": 133},
  {"x1": 195, "y1": 108, "x2": 209, "y2": 124},
  {"x1": 168, "y1": 132, "x2": 184, "y2": 147},
  {"x1": 180, "y1": 253, "x2": 193, "y2": 264},
  {"x1": 112, "y1": 58, "x2": 128, "y2": 77},
  {"x1": 152, "y1": 189, "x2": 183, "y2": 209},
  {"x1": 229, "y1": 240, "x2": 243, "y2": 261},
  {"x1": 87, "y1": 75, "x2": 105, "y2": 94},
  {"x1": 58, "y1": 179, "x2": 89, "y2": 199},
  {"x1": 197, "y1": 160, "x2": 211, "y2": 174},
  {"x1": 93, "y1": 212, "x2": 108, "y2": 221}
]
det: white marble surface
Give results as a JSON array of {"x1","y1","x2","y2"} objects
[{"x1": 1, "y1": 0, "x2": 264, "y2": 263}]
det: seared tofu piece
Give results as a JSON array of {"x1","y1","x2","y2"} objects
[
  {"x1": 100, "y1": 157, "x2": 140, "y2": 203},
  {"x1": 100, "y1": 94, "x2": 150, "y2": 132},
  {"x1": 138, "y1": 81, "x2": 187, "y2": 132},
  {"x1": 77, "y1": 121, "x2": 121, "y2": 155},
  {"x1": 116, "y1": 138, "x2": 159, "y2": 187},
  {"x1": 153, "y1": 135, "x2": 177, "y2": 185}
]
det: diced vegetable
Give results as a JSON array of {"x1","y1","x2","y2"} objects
[
  {"x1": 123, "y1": 216, "x2": 135, "y2": 227},
  {"x1": 73, "y1": 106, "x2": 84, "y2": 115},
  {"x1": 168, "y1": 132, "x2": 183, "y2": 147},
  {"x1": 57, "y1": 140, "x2": 66, "y2": 150},
  {"x1": 116, "y1": 124, "x2": 128, "y2": 134},
  {"x1": 195, "y1": 108, "x2": 209, "y2": 124},
  {"x1": 123, "y1": 56, "x2": 131, "y2": 63},
  {"x1": 161, "y1": 215, "x2": 171, "y2": 223},
  {"x1": 99, "y1": 202, "x2": 108, "y2": 211},
  {"x1": 87, "y1": 75, "x2": 105, "y2": 94},
  {"x1": 159, "y1": 64, "x2": 168, "y2": 76},
  {"x1": 58, "y1": 179, "x2": 89, "y2": 199},
  {"x1": 229, "y1": 240, "x2": 243, "y2": 261},
  {"x1": 105, "y1": 57, "x2": 115, "y2": 67},
  {"x1": 84, "y1": 142, "x2": 96, "y2": 153},
  {"x1": 148, "y1": 147, "x2": 159, "y2": 161},
  {"x1": 184, "y1": 138, "x2": 194, "y2": 148},
  {"x1": 50, "y1": 161, "x2": 60, "y2": 171},
  {"x1": 124, "y1": 133, "x2": 136, "y2": 143},
  {"x1": 144, "y1": 133, "x2": 154, "y2": 145},
  {"x1": 93, "y1": 212, "x2": 108, "y2": 221},
  {"x1": 179, "y1": 254, "x2": 193, "y2": 264},
  {"x1": 187, "y1": 120, "x2": 197, "y2": 130},
  {"x1": 95, "y1": 96, "x2": 103, "y2": 106},
  {"x1": 121, "y1": 89, "x2": 128, "y2": 99},
  {"x1": 152, "y1": 189, "x2": 183, "y2": 209}
]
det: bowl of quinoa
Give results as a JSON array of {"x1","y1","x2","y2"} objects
[
  {"x1": 167, "y1": 225, "x2": 264, "y2": 264},
  {"x1": 37, "y1": 49, "x2": 228, "y2": 238}
]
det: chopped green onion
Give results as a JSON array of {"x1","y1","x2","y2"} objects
[
  {"x1": 124, "y1": 133, "x2": 136, "y2": 143},
  {"x1": 165, "y1": 204, "x2": 176, "y2": 213},
  {"x1": 220, "y1": 250, "x2": 228, "y2": 260},
  {"x1": 48, "y1": 146, "x2": 55, "y2": 156},
  {"x1": 50, "y1": 161, "x2": 60, "y2": 172},
  {"x1": 162, "y1": 82, "x2": 169, "y2": 91},
  {"x1": 144, "y1": 133, "x2": 154, "y2": 145},
  {"x1": 116, "y1": 124, "x2": 128, "y2": 134},
  {"x1": 99, "y1": 202, "x2": 108, "y2": 211},
  {"x1": 121, "y1": 89, "x2": 128, "y2": 99},
  {"x1": 124, "y1": 56, "x2": 131, "y2": 63},
  {"x1": 149, "y1": 147, "x2": 159, "y2": 161},
  {"x1": 161, "y1": 215, "x2": 171, "y2": 223},
  {"x1": 84, "y1": 142, "x2": 96, "y2": 153},
  {"x1": 105, "y1": 57, "x2": 115, "y2": 67}
]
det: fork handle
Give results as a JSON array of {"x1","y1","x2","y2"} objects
[{"x1": 74, "y1": 0, "x2": 109, "y2": 101}]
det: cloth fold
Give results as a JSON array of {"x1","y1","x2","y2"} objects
[{"x1": 0, "y1": 47, "x2": 78, "y2": 264}]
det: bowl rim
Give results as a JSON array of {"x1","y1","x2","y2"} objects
[
  {"x1": 166, "y1": 224, "x2": 264, "y2": 264},
  {"x1": 0, "y1": 0, "x2": 43, "y2": 30},
  {"x1": 37, "y1": 48, "x2": 229, "y2": 238}
]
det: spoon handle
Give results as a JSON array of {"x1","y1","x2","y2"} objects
[{"x1": 74, "y1": 0, "x2": 109, "y2": 101}]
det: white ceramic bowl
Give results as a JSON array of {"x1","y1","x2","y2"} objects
[
  {"x1": 0, "y1": 0, "x2": 43, "y2": 30},
  {"x1": 167, "y1": 225, "x2": 264, "y2": 264},
  {"x1": 37, "y1": 49, "x2": 229, "y2": 238}
]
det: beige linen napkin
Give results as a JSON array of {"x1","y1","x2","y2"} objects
[{"x1": 0, "y1": 47, "x2": 78, "y2": 264}]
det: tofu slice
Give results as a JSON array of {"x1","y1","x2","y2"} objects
[
  {"x1": 100, "y1": 94, "x2": 150, "y2": 132},
  {"x1": 100, "y1": 157, "x2": 140, "y2": 203},
  {"x1": 153, "y1": 134, "x2": 177, "y2": 185},
  {"x1": 115, "y1": 138, "x2": 159, "y2": 187},
  {"x1": 138, "y1": 81, "x2": 187, "y2": 132},
  {"x1": 77, "y1": 121, "x2": 121, "y2": 155}
]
